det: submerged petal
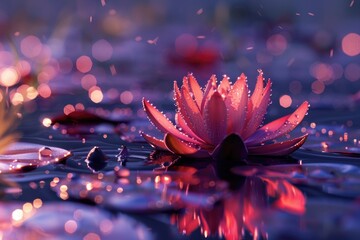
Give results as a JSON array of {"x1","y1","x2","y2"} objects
[
  {"x1": 246, "y1": 101, "x2": 309, "y2": 146},
  {"x1": 248, "y1": 134, "x2": 308, "y2": 156},
  {"x1": 225, "y1": 73, "x2": 248, "y2": 135},
  {"x1": 204, "y1": 91, "x2": 227, "y2": 145}
]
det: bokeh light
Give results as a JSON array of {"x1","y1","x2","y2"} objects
[
  {"x1": 279, "y1": 95, "x2": 292, "y2": 108},
  {"x1": 175, "y1": 34, "x2": 198, "y2": 57},
  {"x1": 89, "y1": 86, "x2": 103, "y2": 103},
  {"x1": 21, "y1": 35, "x2": 43, "y2": 58},
  {"x1": 120, "y1": 91, "x2": 133, "y2": 104},
  {"x1": 81, "y1": 74, "x2": 97, "y2": 90},
  {"x1": 311, "y1": 80, "x2": 325, "y2": 94},
  {"x1": 344, "y1": 63, "x2": 360, "y2": 82},
  {"x1": 266, "y1": 34, "x2": 287, "y2": 56},
  {"x1": 92, "y1": 39, "x2": 113, "y2": 62},
  {"x1": 342, "y1": 33, "x2": 360, "y2": 56},
  {"x1": 37, "y1": 83, "x2": 52, "y2": 98},
  {"x1": 0, "y1": 67, "x2": 20, "y2": 87},
  {"x1": 76, "y1": 56, "x2": 93, "y2": 73}
]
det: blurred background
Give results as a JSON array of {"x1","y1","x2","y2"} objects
[{"x1": 0, "y1": 0, "x2": 359, "y2": 115}]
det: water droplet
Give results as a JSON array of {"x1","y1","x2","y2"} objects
[{"x1": 39, "y1": 147, "x2": 52, "y2": 159}]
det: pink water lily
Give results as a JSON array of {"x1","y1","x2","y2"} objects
[{"x1": 141, "y1": 71, "x2": 309, "y2": 158}]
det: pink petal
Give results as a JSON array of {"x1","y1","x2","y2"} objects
[
  {"x1": 175, "y1": 112, "x2": 207, "y2": 144},
  {"x1": 180, "y1": 86, "x2": 211, "y2": 143},
  {"x1": 142, "y1": 98, "x2": 200, "y2": 145},
  {"x1": 204, "y1": 91, "x2": 227, "y2": 145},
  {"x1": 200, "y1": 75, "x2": 217, "y2": 111},
  {"x1": 187, "y1": 74, "x2": 203, "y2": 108},
  {"x1": 217, "y1": 75, "x2": 231, "y2": 96},
  {"x1": 248, "y1": 134, "x2": 308, "y2": 156},
  {"x1": 245, "y1": 71, "x2": 264, "y2": 125},
  {"x1": 140, "y1": 132, "x2": 167, "y2": 150},
  {"x1": 164, "y1": 133, "x2": 209, "y2": 157},
  {"x1": 182, "y1": 75, "x2": 190, "y2": 91},
  {"x1": 242, "y1": 79, "x2": 272, "y2": 139},
  {"x1": 250, "y1": 70, "x2": 265, "y2": 105},
  {"x1": 246, "y1": 101, "x2": 309, "y2": 146},
  {"x1": 174, "y1": 82, "x2": 208, "y2": 145},
  {"x1": 225, "y1": 73, "x2": 248, "y2": 135},
  {"x1": 174, "y1": 81, "x2": 182, "y2": 107}
]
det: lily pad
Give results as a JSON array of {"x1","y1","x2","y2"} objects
[{"x1": 0, "y1": 142, "x2": 71, "y2": 173}]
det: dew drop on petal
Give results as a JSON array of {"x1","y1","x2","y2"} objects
[{"x1": 39, "y1": 147, "x2": 52, "y2": 158}]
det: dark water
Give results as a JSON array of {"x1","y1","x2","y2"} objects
[
  {"x1": 0, "y1": 0, "x2": 360, "y2": 239},
  {"x1": 0, "y1": 97, "x2": 359, "y2": 240}
]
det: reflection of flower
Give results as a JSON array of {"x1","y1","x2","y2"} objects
[
  {"x1": 171, "y1": 177, "x2": 306, "y2": 240},
  {"x1": 142, "y1": 71, "x2": 309, "y2": 158},
  {"x1": 0, "y1": 98, "x2": 19, "y2": 153}
]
